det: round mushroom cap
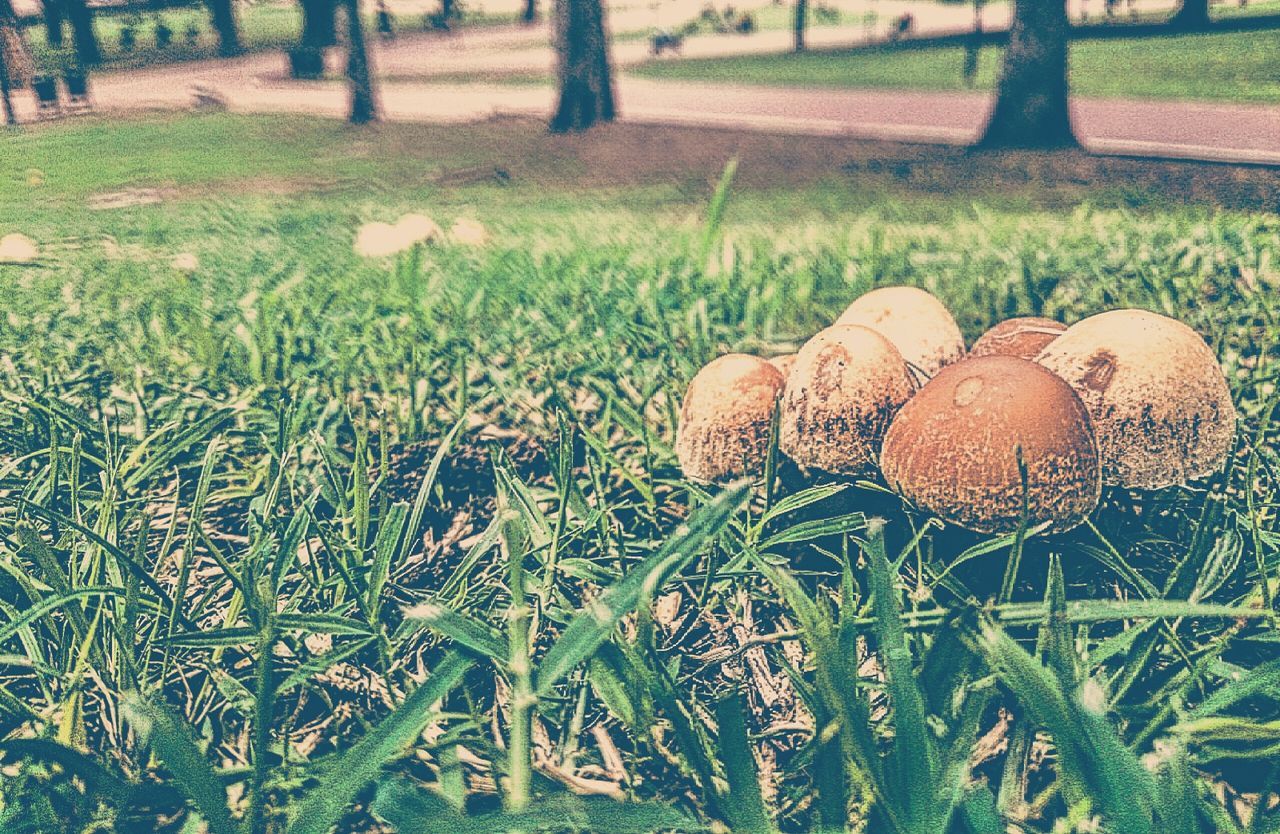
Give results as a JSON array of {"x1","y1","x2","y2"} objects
[
  {"x1": 836, "y1": 286, "x2": 965, "y2": 378},
  {"x1": 971, "y1": 317, "x2": 1067, "y2": 360},
  {"x1": 676, "y1": 354, "x2": 785, "y2": 482},
  {"x1": 881, "y1": 355, "x2": 1101, "y2": 534},
  {"x1": 780, "y1": 325, "x2": 916, "y2": 476},
  {"x1": 768, "y1": 353, "x2": 797, "y2": 379},
  {"x1": 1035, "y1": 309, "x2": 1237, "y2": 489}
]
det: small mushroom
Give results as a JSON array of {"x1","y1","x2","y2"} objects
[
  {"x1": 676, "y1": 354, "x2": 785, "y2": 482},
  {"x1": 1035, "y1": 309, "x2": 1237, "y2": 489},
  {"x1": 970, "y1": 317, "x2": 1067, "y2": 360},
  {"x1": 780, "y1": 324, "x2": 916, "y2": 475},
  {"x1": 881, "y1": 355, "x2": 1101, "y2": 534},
  {"x1": 836, "y1": 286, "x2": 965, "y2": 378}
]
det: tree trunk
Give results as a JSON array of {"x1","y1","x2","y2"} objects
[
  {"x1": 207, "y1": 0, "x2": 243, "y2": 56},
  {"x1": 300, "y1": 0, "x2": 337, "y2": 45},
  {"x1": 345, "y1": 0, "x2": 379, "y2": 123},
  {"x1": 978, "y1": 0, "x2": 1075, "y2": 149},
  {"x1": 64, "y1": 0, "x2": 99, "y2": 65},
  {"x1": 549, "y1": 0, "x2": 615, "y2": 132},
  {"x1": 0, "y1": 1, "x2": 16, "y2": 126},
  {"x1": 1169, "y1": 0, "x2": 1210, "y2": 28},
  {"x1": 793, "y1": 0, "x2": 806, "y2": 51},
  {"x1": 522, "y1": 0, "x2": 536, "y2": 24},
  {"x1": 42, "y1": 0, "x2": 64, "y2": 48}
]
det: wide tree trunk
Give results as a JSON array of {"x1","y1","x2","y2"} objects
[
  {"x1": 793, "y1": 0, "x2": 806, "y2": 51},
  {"x1": 345, "y1": 0, "x2": 379, "y2": 123},
  {"x1": 207, "y1": 0, "x2": 243, "y2": 56},
  {"x1": 300, "y1": 0, "x2": 337, "y2": 45},
  {"x1": 64, "y1": 0, "x2": 100, "y2": 65},
  {"x1": 42, "y1": 0, "x2": 64, "y2": 47},
  {"x1": 1169, "y1": 0, "x2": 1210, "y2": 28},
  {"x1": 978, "y1": 0, "x2": 1075, "y2": 149},
  {"x1": 549, "y1": 0, "x2": 615, "y2": 132}
]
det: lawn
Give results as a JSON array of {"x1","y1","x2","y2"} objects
[
  {"x1": 633, "y1": 27, "x2": 1280, "y2": 104},
  {"x1": 1, "y1": 112, "x2": 1279, "y2": 833}
]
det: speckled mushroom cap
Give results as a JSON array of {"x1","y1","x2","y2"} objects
[
  {"x1": 835, "y1": 286, "x2": 966, "y2": 378},
  {"x1": 881, "y1": 355, "x2": 1101, "y2": 534},
  {"x1": 676, "y1": 354, "x2": 786, "y2": 482},
  {"x1": 1035, "y1": 309, "x2": 1237, "y2": 489},
  {"x1": 780, "y1": 324, "x2": 916, "y2": 475},
  {"x1": 970, "y1": 317, "x2": 1068, "y2": 360},
  {"x1": 768, "y1": 354, "x2": 797, "y2": 378}
]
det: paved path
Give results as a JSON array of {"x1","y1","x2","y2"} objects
[{"x1": 9, "y1": 0, "x2": 1280, "y2": 166}]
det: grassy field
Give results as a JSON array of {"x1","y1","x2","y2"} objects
[
  {"x1": 634, "y1": 27, "x2": 1280, "y2": 103},
  {"x1": 1, "y1": 113, "x2": 1279, "y2": 833}
]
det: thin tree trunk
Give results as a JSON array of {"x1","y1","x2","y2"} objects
[
  {"x1": 345, "y1": 0, "x2": 379, "y2": 123},
  {"x1": 793, "y1": 0, "x2": 806, "y2": 52},
  {"x1": 978, "y1": 0, "x2": 1075, "y2": 149},
  {"x1": 1169, "y1": 0, "x2": 1210, "y2": 28},
  {"x1": 42, "y1": 0, "x2": 64, "y2": 47},
  {"x1": 64, "y1": 0, "x2": 99, "y2": 65},
  {"x1": 522, "y1": 0, "x2": 536, "y2": 24},
  {"x1": 549, "y1": 0, "x2": 615, "y2": 132},
  {"x1": 0, "y1": 1, "x2": 16, "y2": 126},
  {"x1": 207, "y1": 0, "x2": 243, "y2": 56},
  {"x1": 300, "y1": 0, "x2": 337, "y2": 45}
]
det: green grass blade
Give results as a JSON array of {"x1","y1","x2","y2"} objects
[
  {"x1": 714, "y1": 691, "x2": 775, "y2": 834},
  {"x1": 866, "y1": 521, "x2": 938, "y2": 832},
  {"x1": 122, "y1": 692, "x2": 237, "y2": 834},
  {"x1": 401, "y1": 600, "x2": 507, "y2": 662},
  {"x1": 533, "y1": 482, "x2": 748, "y2": 696},
  {"x1": 287, "y1": 651, "x2": 473, "y2": 834}
]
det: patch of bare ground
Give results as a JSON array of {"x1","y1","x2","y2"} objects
[{"x1": 331, "y1": 115, "x2": 1280, "y2": 211}]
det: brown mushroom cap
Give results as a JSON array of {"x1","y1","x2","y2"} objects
[
  {"x1": 836, "y1": 286, "x2": 966, "y2": 378},
  {"x1": 768, "y1": 354, "x2": 797, "y2": 378},
  {"x1": 780, "y1": 325, "x2": 916, "y2": 475},
  {"x1": 881, "y1": 355, "x2": 1101, "y2": 534},
  {"x1": 970, "y1": 317, "x2": 1068, "y2": 360},
  {"x1": 1035, "y1": 309, "x2": 1237, "y2": 489},
  {"x1": 676, "y1": 354, "x2": 785, "y2": 482}
]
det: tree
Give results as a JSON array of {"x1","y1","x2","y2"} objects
[
  {"x1": 300, "y1": 0, "x2": 338, "y2": 45},
  {"x1": 1169, "y1": 0, "x2": 1210, "y2": 29},
  {"x1": 206, "y1": 0, "x2": 243, "y2": 56},
  {"x1": 344, "y1": 0, "x2": 378, "y2": 123},
  {"x1": 42, "y1": 0, "x2": 64, "y2": 48},
  {"x1": 0, "y1": 0, "x2": 16, "y2": 126},
  {"x1": 978, "y1": 0, "x2": 1075, "y2": 149},
  {"x1": 64, "y1": 0, "x2": 99, "y2": 65},
  {"x1": 549, "y1": 0, "x2": 615, "y2": 132},
  {"x1": 522, "y1": 0, "x2": 536, "y2": 24},
  {"x1": 793, "y1": 0, "x2": 807, "y2": 51}
]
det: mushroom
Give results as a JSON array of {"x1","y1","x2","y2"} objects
[
  {"x1": 396, "y1": 213, "x2": 443, "y2": 245},
  {"x1": 780, "y1": 325, "x2": 916, "y2": 475},
  {"x1": 676, "y1": 354, "x2": 785, "y2": 482},
  {"x1": 1035, "y1": 309, "x2": 1237, "y2": 489},
  {"x1": 768, "y1": 353, "x2": 797, "y2": 379},
  {"x1": 881, "y1": 355, "x2": 1101, "y2": 534},
  {"x1": 836, "y1": 286, "x2": 965, "y2": 378},
  {"x1": 970, "y1": 317, "x2": 1067, "y2": 360},
  {"x1": 0, "y1": 233, "x2": 39, "y2": 264}
]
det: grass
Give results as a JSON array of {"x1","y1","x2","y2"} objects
[
  {"x1": 0, "y1": 112, "x2": 1279, "y2": 833},
  {"x1": 633, "y1": 26, "x2": 1280, "y2": 104}
]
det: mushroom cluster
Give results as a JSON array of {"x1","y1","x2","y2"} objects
[{"x1": 677, "y1": 286, "x2": 1238, "y2": 535}]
